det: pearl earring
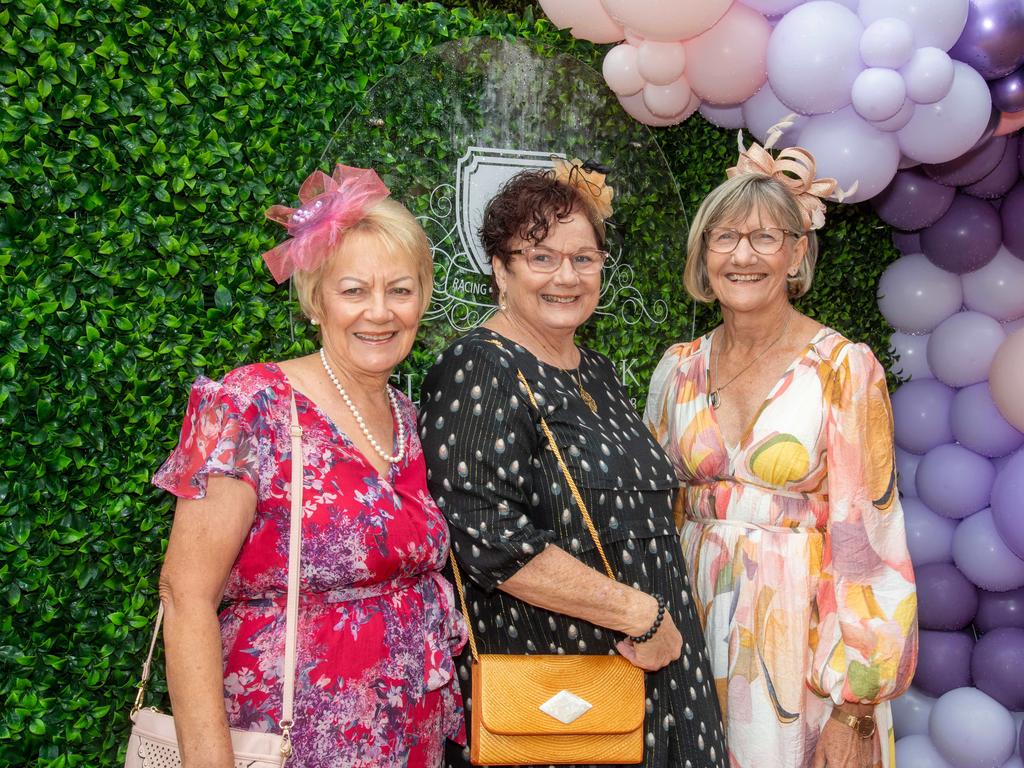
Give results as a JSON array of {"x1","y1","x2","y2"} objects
[
  {"x1": 311, "y1": 318, "x2": 320, "y2": 326},
  {"x1": 499, "y1": 291, "x2": 508, "y2": 311}
]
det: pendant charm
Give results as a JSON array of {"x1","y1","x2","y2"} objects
[
  {"x1": 709, "y1": 390, "x2": 721, "y2": 409},
  {"x1": 580, "y1": 387, "x2": 598, "y2": 415}
]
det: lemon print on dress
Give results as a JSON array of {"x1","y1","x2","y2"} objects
[{"x1": 750, "y1": 434, "x2": 809, "y2": 485}]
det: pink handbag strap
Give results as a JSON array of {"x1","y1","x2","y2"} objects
[{"x1": 132, "y1": 393, "x2": 303, "y2": 739}]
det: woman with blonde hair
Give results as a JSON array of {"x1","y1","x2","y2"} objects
[
  {"x1": 644, "y1": 132, "x2": 917, "y2": 768},
  {"x1": 153, "y1": 165, "x2": 466, "y2": 767}
]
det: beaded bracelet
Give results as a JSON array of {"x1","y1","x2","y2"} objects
[{"x1": 629, "y1": 593, "x2": 666, "y2": 644}]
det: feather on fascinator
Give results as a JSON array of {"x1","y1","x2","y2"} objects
[
  {"x1": 726, "y1": 116, "x2": 857, "y2": 231},
  {"x1": 262, "y1": 164, "x2": 390, "y2": 283},
  {"x1": 551, "y1": 157, "x2": 615, "y2": 222}
]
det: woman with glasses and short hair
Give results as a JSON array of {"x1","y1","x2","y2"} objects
[
  {"x1": 644, "y1": 135, "x2": 917, "y2": 768},
  {"x1": 419, "y1": 163, "x2": 726, "y2": 768}
]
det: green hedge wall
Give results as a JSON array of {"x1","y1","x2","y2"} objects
[{"x1": 0, "y1": 1, "x2": 898, "y2": 764}]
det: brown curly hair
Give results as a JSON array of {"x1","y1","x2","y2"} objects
[{"x1": 478, "y1": 171, "x2": 607, "y2": 299}]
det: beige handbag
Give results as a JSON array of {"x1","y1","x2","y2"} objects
[
  {"x1": 450, "y1": 371, "x2": 646, "y2": 766},
  {"x1": 123, "y1": 395, "x2": 305, "y2": 768}
]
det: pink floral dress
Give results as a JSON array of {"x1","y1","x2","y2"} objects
[{"x1": 153, "y1": 363, "x2": 467, "y2": 768}]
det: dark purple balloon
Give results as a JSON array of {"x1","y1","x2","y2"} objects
[
  {"x1": 971, "y1": 627, "x2": 1024, "y2": 709},
  {"x1": 921, "y1": 194, "x2": 1003, "y2": 273},
  {"x1": 949, "y1": 0, "x2": 1024, "y2": 80},
  {"x1": 916, "y1": 562, "x2": 979, "y2": 629},
  {"x1": 976, "y1": 587, "x2": 1024, "y2": 632},
  {"x1": 1002, "y1": 180, "x2": 1024, "y2": 260},
  {"x1": 991, "y1": 64, "x2": 1024, "y2": 112},
  {"x1": 914, "y1": 629, "x2": 974, "y2": 697},
  {"x1": 963, "y1": 135, "x2": 1022, "y2": 199},
  {"x1": 893, "y1": 230, "x2": 922, "y2": 253},
  {"x1": 925, "y1": 135, "x2": 1008, "y2": 187},
  {"x1": 892, "y1": 379, "x2": 956, "y2": 455},
  {"x1": 991, "y1": 449, "x2": 1024, "y2": 560},
  {"x1": 874, "y1": 170, "x2": 957, "y2": 230}
]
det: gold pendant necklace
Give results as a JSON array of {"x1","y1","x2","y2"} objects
[
  {"x1": 571, "y1": 368, "x2": 598, "y2": 414},
  {"x1": 709, "y1": 311, "x2": 793, "y2": 410}
]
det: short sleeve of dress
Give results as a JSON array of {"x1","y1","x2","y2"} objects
[
  {"x1": 809, "y1": 342, "x2": 918, "y2": 704},
  {"x1": 153, "y1": 375, "x2": 259, "y2": 499},
  {"x1": 644, "y1": 341, "x2": 701, "y2": 482},
  {"x1": 419, "y1": 342, "x2": 556, "y2": 593}
]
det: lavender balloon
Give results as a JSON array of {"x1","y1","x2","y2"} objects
[
  {"x1": 892, "y1": 379, "x2": 956, "y2": 454},
  {"x1": 892, "y1": 687, "x2": 937, "y2": 738},
  {"x1": 977, "y1": 587, "x2": 1024, "y2": 632},
  {"x1": 951, "y1": 382, "x2": 1024, "y2": 458},
  {"x1": 930, "y1": 687, "x2": 1017, "y2": 768},
  {"x1": 963, "y1": 135, "x2": 1022, "y2": 199},
  {"x1": 873, "y1": 170, "x2": 956, "y2": 230},
  {"x1": 890, "y1": 331, "x2": 934, "y2": 381},
  {"x1": 953, "y1": 508, "x2": 1024, "y2": 591},
  {"x1": 917, "y1": 443, "x2": 996, "y2": 518},
  {"x1": 897, "y1": 735, "x2": 956, "y2": 768},
  {"x1": 896, "y1": 447, "x2": 923, "y2": 497},
  {"x1": 927, "y1": 311, "x2": 1006, "y2": 387},
  {"x1": 914, "y1": 629, "x2": 974, "y2": 696},
  {"x1": 921, "y1": 194, "x2": 1002, "y2": 274},
  {"x1": 699, "y1": 102, "x2": 746, "y2": 130},
  {"x1": 1001, "y1": 180, "x2": 1024, "y2": 260},
  {"x1": 859, "y1": 0, "x2": 970, "y2": 51},
  {"x1": 992, "y1": 449, "x2": 1024, "y2": 560},
  {"x1": 972, "y1": 628, "x2": 1024, "y2": 710},
  {"x1": 877, "y1": 254, "x2": 964, "y2": 334},
  {"x1": 917, "y1": 562, "x2": 980, "y2": 629},
  {"x1": 925, "y1": 135, "x2": 1007, "y2": 187},
  {"x1": 949, "y1": 0, "x2": 1024, "y2": 80},
  {"x1": 904, "y1": 496, "x2": 957, "y2": 565}
]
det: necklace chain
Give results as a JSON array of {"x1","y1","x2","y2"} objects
[
  {"x1": 569, "y1": 367, "x2": 598, "y2": 414},
  {"x1": 710, "y1": 311, "x2": 794, "y2": 410},
  {"x1": 319, "y1": 348, "x2": 405, "y2": 464}
]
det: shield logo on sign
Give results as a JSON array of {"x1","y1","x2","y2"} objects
[{"x1": 455, "y1": 147, "x2": 562, "y2": 275}]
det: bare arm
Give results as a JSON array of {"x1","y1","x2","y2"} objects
[
  {"x1": 158, "y1": 476, "x2": 256, "y2": 768},
  {"x1": 499, "y1": 545, "x2": 682, "y2": 671}
]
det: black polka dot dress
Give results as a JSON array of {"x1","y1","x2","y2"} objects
[{"x1": 418, "y1": 328, "x2": 726, "y2": 768}]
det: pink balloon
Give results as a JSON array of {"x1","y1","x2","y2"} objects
[
  {"x1": 636, "y1": 41, "x2": 686, "y2": 86},
  {"x1": 601, "y1": 0, "x2": 729, "y2": 43},
  {"x1": 538, "y1": 0, "x2": 625, "y2": 43},
  {"x1": 643, "y1": 76, "x2": 693, "y2": 118},
  {"x1": 602, "y1": 43, "x2": 644, "y2": 96},
  {"x1": 990, "y1": 329, "x2": 1024, "y2": 432},
  {"x1": 617, "y1": 89, "x2": 699, "y2": 127},
  {"x1": 684, "y1": 3, "x2": 770, "y2": 106}
]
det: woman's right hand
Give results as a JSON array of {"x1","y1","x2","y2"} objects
[{"x1": 616, "y1": 594, "x2": 683, "y2": 671}]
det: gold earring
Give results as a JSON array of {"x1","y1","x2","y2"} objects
[{"x1": 499, "y1": 291, "x2": 508, "y2": 311}]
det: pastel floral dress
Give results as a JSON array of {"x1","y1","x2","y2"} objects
[
  {"x1": 643, "y1": 329, "x2": 918, "y2": 768},
  {"x1": 153, "y1": 363, "x2": 467, "y2": 768}
]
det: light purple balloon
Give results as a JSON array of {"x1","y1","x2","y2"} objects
[
  {"x1": 896, "y1": 734, "x2": 956, "y2": 768},
  {"x1": 1004, "y1": 317, "x2": 1024, "y2": 335},
  {"x1": 915, "y1": 629, "x2": 974, "y2": 696},
  {"x1": 917, "y1": 443, "x2": 995, "y2": 518},
  {"x1": 977, "y1": 587, "x2": 1024, "y2": 632},
  {"x1": 925, "y1": 135, "x2": 1008, "y2": 187},
  {"x1": 890, "y1": 331, "x2": 934, "y2": 381},
  {"x1": 797, "y1": 108, "x2": 900, "y2": 201},
  {"x1": 921, "y1": 194, "x2": 1003, "y2": 274},
  {"x1": 893, "y1": 688, "x2": 938, "y2": 739},
  {"x1": 738, "y1": 0, "x2": 804, "y2": 16},
  {"x1": 973, "y1": 628, "x2": 1024, "y2": 710},
  {"x1": 917, "y1": 561, "x2": 980, "y2": 629},
  {"x1": 699, "y1": 102, "x2": 746, "y2": 129},
  {"x1": 873, "y1": 169, "x2": 957, "y2": 231},
  {"x1": 1001, "y1": 180, "x2": 1024, "y2": 261},
  {"x1": 904, "y1": 496, "x2": 957, "y2": 565},
  {"x1": 892, "y1": 378, "x2": 956, "y2": 454},
  {"x1": 899, "y1": 62, "x2": 994, "y2": 164},
  {"x1": 948, "y1": 0, "x2": 1024, "y2": 80},
  {"x1": 859, "y1": 0, "x2": 970, "y2": 50},
  {"x1": 767, "y1": 2, "x2": 864, "y2": 115},
  {"x1": 963, "y1": 246, "x2": 1024, "y2": 322},
  {"x1": 741, "y1": 82, "x2": 806, "y2": 142},
  {"x1": 877, "y1": 253, "x2": 964, "y2": 333},
  {"x1": 871, "y1": 98, "x2": 918, "y2": 132},
  {"x1": 930, "y1": 687, "x2": 1017, "y2": 768},
  {"x1": 860, "y1": 17, "x2": 916, "y2": 69},
  {"x1": 951, "y1": 382, "x2": 1024, "y2": 458},
  {"x1": 897, "y1": 446, "x2": 923, "y2": 497},
  {"x1": 991, "y1": 65, "x2": 1024, "y2": 113},
  {"x1": 964, "y1": 135, "x2": 1022, "y2": 199},
  {"x1": 893, "y1": 230, "x2": 921, "y2": 254},
  {"x1": 992, "y1": 449, "x2": 1024, "y2": 561},
  {"x1": 902, "y1": 47, "x2": 957, "y2": 104},
  {"x1": 927, "y1": 311, "x2": 1006, "y2": 387},
  {"x1": 852, "y1": 67, "x2": 908, "y2": 121},
  {"x1": 953, "y1": 507, "x2": 1024, "y2": 591}
]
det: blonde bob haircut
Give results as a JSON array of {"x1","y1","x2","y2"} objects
[
  {"x1": 684, "y1": 173, "x2": 818, "y2": 303},
  {"x1": 293, "y1": 197, "x2": 434, "y2": 321}
]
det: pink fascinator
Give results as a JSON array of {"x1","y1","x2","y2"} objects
[
  {"x1": 262, "y1": 164, "x2": 390, "y2": 283},
  {"x1": 726, "y1": 116, "x2": 857, "y2": 231}
]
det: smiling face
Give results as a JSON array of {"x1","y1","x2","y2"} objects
[
  {"x1": 317, "y1": 230, "x2": 423, "y2": 378},
  {"x1": 705, "y1": 206, "x2": 807, "y2": 316},
  {"x1": 493, "y1": 210, "x2": 602, "y2": 338}
]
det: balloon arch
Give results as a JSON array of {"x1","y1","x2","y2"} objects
[{"x1": 539, "y1": 1, "x2": 1024, "y2": 765}]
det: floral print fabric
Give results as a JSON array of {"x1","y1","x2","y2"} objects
[
  {"x1": 644, "y1": 329, "x2": 917, "y2": 768},
  {"x1": 153, "y1": 363, "x2": 466, "y2": 768}
]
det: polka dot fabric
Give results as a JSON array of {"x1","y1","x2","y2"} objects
[{"x1": 419, "y1": 329, "x2": 726, "y2": 768}]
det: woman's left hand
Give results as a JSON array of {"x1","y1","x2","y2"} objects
[{"x1": 811, "y1": 709, "x2": 875, "y2": 768}]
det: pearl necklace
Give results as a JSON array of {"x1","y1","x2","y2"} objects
[{"x1": 319, "y1": 347, "x2": 405, "y2": 464}]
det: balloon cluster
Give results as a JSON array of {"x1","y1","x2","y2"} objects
[
  {"x1": 537, "y1": 0, "x2": 1024, "y2": 204},
  {"x1": 876, "y1": 101, "x2": 1024, "y2": 765}
]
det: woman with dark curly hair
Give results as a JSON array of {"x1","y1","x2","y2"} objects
[{"x1": 418, "y1": 161, "x2": 726, "y2": 768}]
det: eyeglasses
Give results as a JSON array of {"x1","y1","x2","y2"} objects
[
  {"x1": 703, "y1": 227, "x2": 803, "y2": 256},
  {"x1": 507, "y1": 246, "x2": 608, "y2": 275}
]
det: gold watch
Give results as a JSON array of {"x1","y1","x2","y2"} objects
[{"x1": 831, "y1": 709, "x2": 876, "y2": 739}]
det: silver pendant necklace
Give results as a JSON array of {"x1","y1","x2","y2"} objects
[{"x1": 709, "y1": 311, "x2": 794, "y2": 410}]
